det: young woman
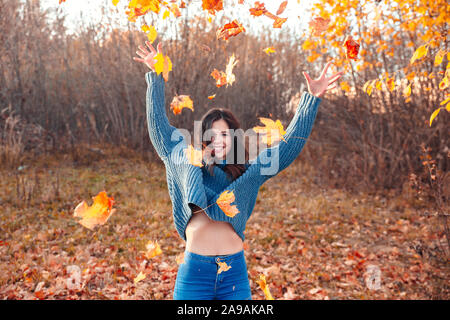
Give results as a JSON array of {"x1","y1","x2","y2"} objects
[{"x1": 134, "y1": 41, "x2": 343, "y2": 300}]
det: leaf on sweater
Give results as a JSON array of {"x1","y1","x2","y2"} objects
[
  {"x1": 216, "y1": 20, "x2": 246, "y2": 41},
  {"x1": 170, "y1": 94, "x2": 194, "y2": 115},
  {"x1": 343, "y1": 35, "x2": 360, "y2": 60},
  {"x1": 257, "y1": 273, "x2": 275, "y2": 300},
  {"x1": 217, "y1": 261, "x2": 232, "y2": 274},
  {"x1": 216, "y1": 190, "x2": 240, "y2": 218},
  {"x1": 252, "y1": 117, "x2": 287, "y2": 146},
  {"x1": 73, "y1": 191, "x2": 115, "y2": 230},
  {"x1": 183, "y1": 144, "x2": 204, "y2": 167},
  {"x1": 144, "y1": 240, "x2": 162, "y2": 259}
]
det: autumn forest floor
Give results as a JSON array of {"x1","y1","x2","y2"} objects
[{"x1": 0, "y1": 144, "x2": 448, "y2": 300}]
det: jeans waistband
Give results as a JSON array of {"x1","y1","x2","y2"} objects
[{"x1": 184, "y1": 249, "x2": 245, "y2": 264}]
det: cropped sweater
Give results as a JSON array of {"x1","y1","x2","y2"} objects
[{"x1": 145, "y1": 70, "x2": 322, "y2": 242}]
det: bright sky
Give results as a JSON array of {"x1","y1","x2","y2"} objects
[{"x1": 39, "y1": 0, "x2": 318, "y2": 41}]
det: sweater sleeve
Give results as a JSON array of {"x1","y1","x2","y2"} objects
[
  {"x1": 253, "y1": 91, "x2": 321, "y2": 184},
  {"x1": 145, "y1": 70, "x2": 182, "y2": 160}
]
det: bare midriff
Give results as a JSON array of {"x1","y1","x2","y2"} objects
[{"x1": 185, "y1": 204, "x2": 244, "y2": 256}]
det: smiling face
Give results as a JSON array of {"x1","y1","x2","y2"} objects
[{"x1": 210, "y1": 119, "x2": 233, "y2": 160}]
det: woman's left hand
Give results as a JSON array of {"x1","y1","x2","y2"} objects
[{"x1": 303, "y1": 61, "x2": 344, "y2": 98}]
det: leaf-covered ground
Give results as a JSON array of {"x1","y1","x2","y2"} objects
[{"x1": 0, "y1": 145, "x2": 448, "y2": 299}]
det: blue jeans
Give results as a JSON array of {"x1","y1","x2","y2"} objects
[{"x1": 173, "y1": 249, "x2": 252, "y2": 300}]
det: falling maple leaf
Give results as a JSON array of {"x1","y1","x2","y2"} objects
[
  {"x1": 272, "y1": 16, "x2": 287, "y2": 28},
  {"x1": 211, "y1": 53, "x2": 238, "y2": 87},
  {"x1": 276, "y1": 1, "x2": 288, "y2": 15},
  {"x1": 249, "y1": 1, "x2": 267, "y2": 16},
  {"x1": 112, "y1": 0, "x2": 119, "y2": 6},
  {"x1": 208, "y1": 93, "x2": 216, "y2": 100},
  {"x1": 216, "y1": 20, "x2": 246, "y2": 41},
  {"x1": 410, "y1": 44, "x2": 428, "y2": 65},
  {"x1": 59, "y1": 0, "x2": 66, "y2": 4},
  {"x1": 170, "y1": 94, "x2": 194, "y2": 115},
  {"x1": 263, "y1": 47, "x2": 276, "y2": 55},
  {"x1": 252, "y1": 117, "x2": 287, "y2": 146},
  {"x1": 257, "y1": 274, "x2": 274, "y2": 300},
  {"x1": 309, "y1": 17, "x2": 330, "y2": 36},
  {"x1": 73, "y1": 191, "x2": 116, "y2": 230},
  {"x1": 169, "y1": 3, "x2": 182, "y2": 17},
  {"x1": 153, "y1": 52, "x2": 172, "y2": 81},
  {"x1": 429, "y1": 108, "x2": 441, "y2": 127},
  {"x1": 141, "y1": 24, "x2": 157, "y2": 43},
  {"x1": 343, "y1": 35, "x2": 360, "y2": 60},
  {"x1": 144, "y1": 240, "x2": 162, "y2": 259},
  {"x1": 216, "y1": 190, "x2": 239, "y2": 218},
  {"x1": 217, "y1": 261, "x2": 232, "y2": 274},
  {"x1": 183, "y1": 144, "x2": 204, "y2": 167},
  {"x1": 202, "y1": 0, "x2": 223, "y2": 15}
]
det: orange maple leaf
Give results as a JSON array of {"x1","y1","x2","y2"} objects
[
  {"x1": 249, "y1": 1, "x2": 267, "y2": 16},
  {"x1": 309, "y1": 17, "x2": 330, "y2": 36},
  {"x1": 73, "y1": 191, "x2": 115, "y2": 230},
  {"x1": 343, "y1": 35, "x2": 360, "y2": 60},
  {"x1": 202, "y1": 0, "x2": 223, "y2": 15},
  {"x1": 276, "y1": 1, "x2": 288, "y2": 15},
  {"x1": 210, "y1": 53, "x2": 238, "y2": 87},
  {"x1": 170, "y1": 94, "x2": 194, "y2": 115},
  {"x1": 216, "y1": 190, "x2": 240, "y2": 218},
  {"x1": 216, "y1": 20, "x2": 246, "y2": 41}
]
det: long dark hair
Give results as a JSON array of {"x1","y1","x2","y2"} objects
[{"x1": 197, "y1": 108, "x2": 250, "y2": 181}]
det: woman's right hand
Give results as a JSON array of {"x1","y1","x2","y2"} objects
[{"x1": 133, "y1": 41, "x2": 163, "y2": 72}]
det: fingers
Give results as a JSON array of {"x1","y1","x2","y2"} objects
[
  {"x1": 327, "y1": 72, "x2": 343, "y2": 85},
  {"x1": 135, "y1": 50, "x2": 146, "y2": 59},
  {"x1": 327, "y1": 83, "x2": 337, "y2": 90},
  {"x1": 320, "y1": 61, "x2": 333, "y2": 79},
  {"x1": 145, "y1": 40, "x2": 156, "y2": 54},
  {"x1": 133, "y1": 57, "x2": 145, "y2": 63},
  {"x1": 302, "y1": 71, "x2": 311, "y2": 82}
]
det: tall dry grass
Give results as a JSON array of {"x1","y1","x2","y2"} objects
[{"x1": 0, "y1": 0, "x2": 447, "y2": 195}]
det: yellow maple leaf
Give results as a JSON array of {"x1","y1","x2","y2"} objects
[
  {"x1": 410, "y1": 45, "x2": 428, "y2": 65},
  {"x1": 183, "y1": 144, "x2": 204, "y2": 167},
  {"x1": 73, "y1": 191, "x2": 115, "y2": 230},
  {"x1": 252, "y1": 117, "x2": 287, "y2": 146},
  {"x1": 154, "y1": 52, "x2": 172, "y2": 81},
  {"x1": 257, "y1": 274, "x2": 274, "y2": 300},
  {"x1": 216, "y1": 190, "x2": 240, "y2": 218},
  {"x1": 144, "y1": 240, "x2": 162, "y2": 259},
  {"x1": 263, "y1": 47, "x2": 276, "y2": 55},
  {"x1": 217, "y1": 261, "x2": 232, "y2": 274}
]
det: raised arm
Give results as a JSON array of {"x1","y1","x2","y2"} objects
[
  {"x1": 134, "y1": 41, "x2": 184, "y2": 160},
  {"x1": 145, "y1": 70, "x2": 180, "y2": 160},
  {"x1": 252, "y1": 92, "x2": 321, "y2": 184},
  {"x1": 252, "y1": 61, "x2": 343, "y2": 184}
]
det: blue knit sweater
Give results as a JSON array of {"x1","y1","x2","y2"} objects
[{"x1": 145, "y1": 71, "x2": 321, "y2": 242}]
